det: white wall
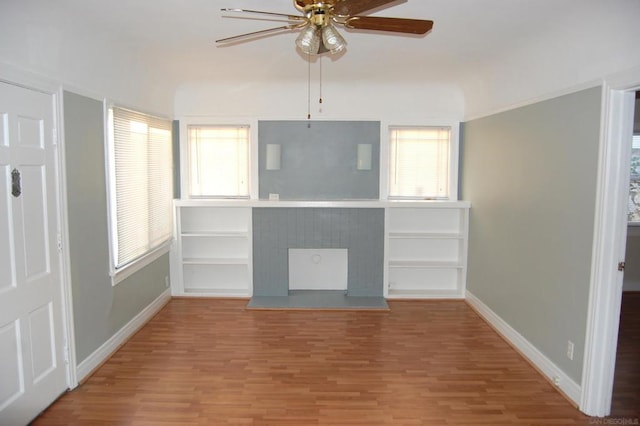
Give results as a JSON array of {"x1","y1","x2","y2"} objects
[
  {"x1": 174, "y1": 79, "x2": 464, "y2": 122},
  {"x1": 460, "y1": 0, "x2": 640, "y2": 119},
  {"x1": 0, "y1": 0, "x2": 174, "y2": 115}
]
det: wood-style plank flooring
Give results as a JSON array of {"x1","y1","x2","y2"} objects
[
  {"x1": 34, "y1": 299, "x2": 598, "y2": 425},
  {"x1": 610, "y1": 292, "x2": 640, "y2": 418}
]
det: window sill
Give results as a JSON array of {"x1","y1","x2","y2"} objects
[
  {"x1": 111, "y1": 242, "x2": 171, "y2": 286},
  {"x1": 188, "y1": 195, "x2": 250, "y2": 200},
  {"x1": 388, "y1": 196, "x2": 451, "y2": 201}
]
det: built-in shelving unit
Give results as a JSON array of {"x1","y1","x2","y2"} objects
[
  {"x1": 172, "y1": 203, "x2": 252, "y2": 297},
  {"x1": 386, "y1": 205, "x2": 469, "y2": 298},
  {"x1": 170, "y1": 200, "x2": 469, "y2": 299}
]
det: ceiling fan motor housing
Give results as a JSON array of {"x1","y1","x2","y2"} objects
[{"x1": 303, "y1": 4, "x2": 332, "y2": 28}]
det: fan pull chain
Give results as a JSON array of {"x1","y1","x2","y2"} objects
[
  {"x1": 307, "y1": 52, "x2": 311, "y2": 119},
  {"x1": 319, "y1": 56, "x2": 323, "y2": 105}
]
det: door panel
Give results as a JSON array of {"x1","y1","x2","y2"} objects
[
  {"x1": 0, "y1": 320, "x2": 23, "y2": 411},
  {"x1": 0, "y1": 81, "x2": 67, "y2": 425},
  {"x1": 17, "y1": 116, "x2": 44, "y2": 149},
  {"x1": 0, "y1": 165, "x2": 14, "y2": 293},
  {"x1": 20, "y1": 164, "x2": 49, "y2": 279},
  {"x1": 29, "y1": 303, "x2": 56, "y2": 384}
]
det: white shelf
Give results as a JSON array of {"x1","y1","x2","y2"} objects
[
  {"x1": 181, "y1": 231, "x2": 248, "y2": 238},
  {"x1": 182, "y1": 257, "x2": 249, "y2": 265},
  {"x1": 171, "y1": 204, "x2": 252, "y2": 297},
  {"x1": 388, "y1": 260, "x2": 464, "y2": 269},
  {"x1": 174, "y1": 199, "x2": 471, "y2": 209},
  {"x1": 387, "y1": 289, "x2": 464, "y2": 299},
  {"x1": 388, "y1": 232, "x2": 463, "y2": 239},
  {"x1": 385, "y1": 206, "x2": 469, "y2": 298},
  {"x1": 182, "y1": 288, "x2": 250, "y2": 297}
]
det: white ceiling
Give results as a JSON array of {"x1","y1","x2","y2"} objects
[
  {"x1": 3, "y1": 0, "x2": 639, "y2": 116},
  {"x1": 23, "y1": 0, "x2": 597, "y2": 84}
]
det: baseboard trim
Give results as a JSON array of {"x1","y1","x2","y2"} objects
[
  {"x1": 75, "y1": 289, "x2": 171, "y2": 383},
  {"x1": 465, "y1": 290, "x2": 581, "y2": 406}
]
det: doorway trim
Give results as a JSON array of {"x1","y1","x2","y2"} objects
[
  {"x1": 581, "y1": 67, "x2": 640, "y2": 417},
  {"x1": 0, "y1": 62, "x2": 77, "y2": 390}
]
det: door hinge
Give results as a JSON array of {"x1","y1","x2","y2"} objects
[
  {"x1": 57, "y1": 234, "x2": 63, "y2": 252},
  {"x1": 618, "y1": 261, "x2": 626, "y2": 272},
  {"x1": 52, "y1": 128, "x2": 58, "y2": 146}
]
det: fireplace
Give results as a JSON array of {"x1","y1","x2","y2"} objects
[{"x1": 252, "y1": 207, "x2": 384, "y2": 298}]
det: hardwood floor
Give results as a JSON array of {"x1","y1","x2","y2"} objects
[
  {"x1": 610, "y1": 292, "x2": 640, "y2": 418},
  {"x1": 34, "y1": 299, "x2": 596, "y2": 425}
]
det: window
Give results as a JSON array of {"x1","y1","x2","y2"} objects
[
  {"x1": 107, "y1": 107, "x2": 173, "y2": 273},
  {"x1": 187, "y1": 125, "x2": 249, "y2": 198},
  {"x1": 389, "y1": 126, "x2": 452, "y2": 199},
  {"x1": 629, "y1": 134, "x2": 640, "y2": 223}
]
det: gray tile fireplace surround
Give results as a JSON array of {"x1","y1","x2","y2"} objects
[{"x1": 250, "y1": 207, "x2": 387, "y2": 309}]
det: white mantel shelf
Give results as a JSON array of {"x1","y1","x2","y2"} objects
[{"x1": 174, "y1": 199, "x2": 471, "y2": 209}]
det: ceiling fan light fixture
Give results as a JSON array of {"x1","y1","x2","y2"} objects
[
  {"x1": 218, "y1": 2, "x2": 434, "y2": 57},
  {"x1": 321, "y1": 23, "x2": 347, "y2": 54},
  {"x1": 295, "y1": 26, "x2": 320, "y2": 55}
]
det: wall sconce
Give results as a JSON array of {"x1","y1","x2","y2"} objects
[
  {"x1": 266, "y1": 144, "x2": 281, "y2": 170},
  {"x1": 356, "y1": 144, "x2": 372, "y2": 170}
]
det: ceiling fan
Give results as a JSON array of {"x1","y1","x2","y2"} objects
[{"x1": 216, "y1": 0, "x2": 434, "y2": 55}]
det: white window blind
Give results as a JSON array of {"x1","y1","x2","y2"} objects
[
  {"x1": 188, "y1": 125, "x2": 249, "y2": 197},
  {"x1": 109, "y1": 107, "x2": 173, "y2": 269},
  {"x1": 389, "y1": 126, "x2": 451, "y2": 199}
]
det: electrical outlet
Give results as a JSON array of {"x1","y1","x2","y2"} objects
[
  {"x1": 553, "y1": 376, "x2": 560, "y2": 386},
  {"x1": 566, "y1": 340, "x2": 574, "y2": 360}
]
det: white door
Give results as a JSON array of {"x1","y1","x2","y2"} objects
[{"x1": 0, "y1": 82, "x2": 68, "y2": 425}]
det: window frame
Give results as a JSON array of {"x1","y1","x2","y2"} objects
[
  {"x1": 105, "y1": 102, "x2": 174, "y2": 285},
  {"x1": 179, "y1": 117, "x2": 258, "y2": 200},
  {"x1": 382, "y1": 122, "x2": 459, "y2": 201}
]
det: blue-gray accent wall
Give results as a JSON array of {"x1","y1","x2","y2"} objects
[
  {"x1": 252, "y1": 208, "x2": 385, "y2": 297},
  {"x1": 258, "y1": 121, "x2": 380, "y2": 200}
]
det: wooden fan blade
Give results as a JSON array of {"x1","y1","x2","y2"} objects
[
  {"x1": 216, "y1": 24, "x2": 301, "y2": 43},
  {"x1": 333, "y1": 0, "x2": 400, "y2": 17},
  {"x1": 221, "y1": 8, "x2": 306, "y2": 21},
  {"x1": 295, "y1": 0, "x2": 317, "y2": 7},
  {"x1": 344, "y1": 16, "x2": 433, "y2": 34}
]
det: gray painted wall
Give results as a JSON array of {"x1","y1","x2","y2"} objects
[
  {"x1": 252, "y1": 208, "x2": 384, "y2": 297},
  {"x1": 63, "y1": 91, "x2": 169, "y2": 364},
  {"x1": 460, "y1": 87, "x2": 602, "y2": 383},
  {"x1": 258, "y1": 121, "x2": 380, "y2": 200}
]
